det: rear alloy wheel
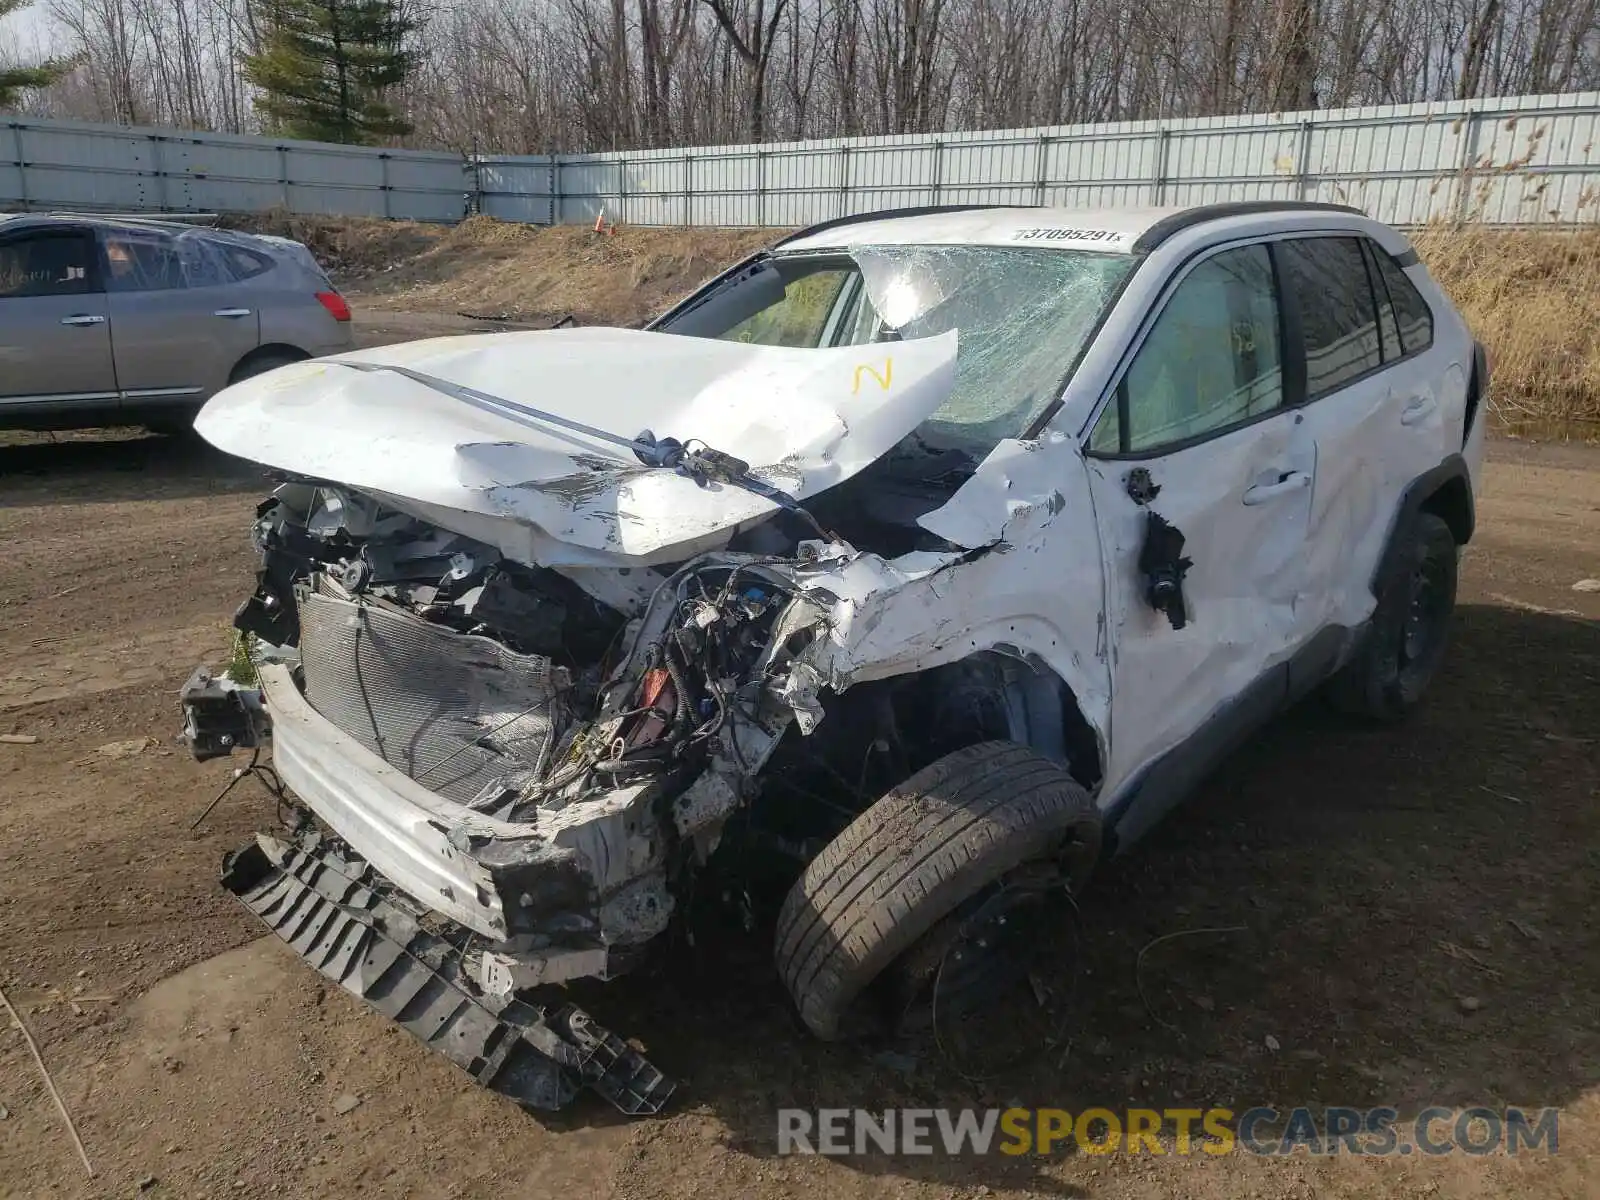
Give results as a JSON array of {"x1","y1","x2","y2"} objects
[
  {"x1": 774, "y1": 740, "x2": 1101, "y2": 1041},
  {"x1": 1328, "y1": 510, "x2": 1459, "y2": 721}
]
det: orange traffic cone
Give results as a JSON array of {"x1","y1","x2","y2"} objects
[{"x1": 593, "y1": 207, "x2": 606, "y2": 234}]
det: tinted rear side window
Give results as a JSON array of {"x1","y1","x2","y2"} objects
[
  {"x1": 1277, "y1": 237, "x2": 1382, "y2": 398},
  {"x1": 218, "y1": 245, "x2": 274, "y2": 281},
  {"x1": 1370, "y1": 247, "x2": 1434, "y2": 355},
  {"x1": 102, "y1": 229, "x2": 229, "y2": 291}
]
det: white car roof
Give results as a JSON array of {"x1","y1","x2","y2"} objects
[{"x1": 778, "y1": 201, "x2": 1377, "y2": 256}]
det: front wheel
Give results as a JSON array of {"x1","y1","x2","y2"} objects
[{"x1": 773, "y1": 741, "x2": 1102, "y2": 1041}]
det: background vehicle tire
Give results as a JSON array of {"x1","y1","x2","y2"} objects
[
  {"x1": 774, "y1": 740, "x2": 1102, "y2": 1041},
  {"x1": 1328, "y1": 510, "x2": 1458, "y2": 721},
  {"x1": 145, "y1": 352, "x2": 305, "y2": 437},
  {"x1": 230, "y1": 350, "x2": 305, "y2": 384}
]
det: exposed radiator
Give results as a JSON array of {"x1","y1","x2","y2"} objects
[{"x1": 296, "y1": 582, "x2": 564, "y2": 804}]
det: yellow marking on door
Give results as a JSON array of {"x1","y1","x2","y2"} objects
[{"x1": 852, "y1": 359, "x2": 893, "y2": 394}]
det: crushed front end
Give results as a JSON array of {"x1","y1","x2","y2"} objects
[
  {"x1": 176, "y1": 309, "x2": 1107, "y2": 1115},
  {"x1": 184, "y1": 482, "x2": 822, "y2": 1112}
]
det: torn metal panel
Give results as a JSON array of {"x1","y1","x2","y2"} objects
[
  {"x1": 194, "y1": 327, "x2": 958, "y2": 566},
  {"x1": 916, "y1": 432, "x2": 1073, "y2": 549},
  {"x1": 479, "y1": 946, "x2": 610, "y2": 995},
  {"x1": 777, "y1": 432, "x2": 1113, "y2": 765}
]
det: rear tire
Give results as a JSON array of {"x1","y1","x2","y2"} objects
[
  {"x1": 1328, "y1": 510, "x2": 1458, "y2": 721},
  {"x1": 146, "y1": 351, "x2": 305, "y2": 437},
  {"x1": 774, "y1": 741, "x2": 1101, "y2": 1041},
  {"x1": 230, "y1": 350, "x2": 305, "y2": 384}
]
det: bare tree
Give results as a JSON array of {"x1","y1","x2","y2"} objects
[
  {"x1": 16, "y1": 0, "x2": 1600, "y2": 149},
  {"x1": 700, "y1": 0, "x2": 786, "y2": 140}
]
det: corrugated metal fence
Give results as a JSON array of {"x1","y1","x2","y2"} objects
[
  {"x1": 478, "y1": 91, "x2": 1600, "y2": 228},
  {"x1": 7, "y1": 91, "x2": 1600, "y2": 228},
  {"x1": 1, "y1": 116, "x2": 468, "y2": 221}
]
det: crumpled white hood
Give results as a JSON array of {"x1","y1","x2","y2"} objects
[{"x1": 197, "y1": 327, "x2": 958, "y2": 565}]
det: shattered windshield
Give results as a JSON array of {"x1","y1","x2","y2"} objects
[{"x1": 678, "y1": 245, "x2": 1135, "y2": 460}]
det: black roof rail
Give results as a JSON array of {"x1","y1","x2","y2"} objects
[
  {"x1": 773, "y1": 203, "x2": 1019, "y2": 247},
  {"x1": 1130, "y1": 200, "x2": 1365, "y2": 253}
]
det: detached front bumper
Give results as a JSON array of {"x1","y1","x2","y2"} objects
[
  {"x1": 257, "y1": 660, "x2": 517, "y2": 939},
  {"x1": 251, "y1": 661, "x2": 670, "y2": 958},
  {"x1": 223, "y1": 831, "x2": 673, "y2": 1114},
  {"x1": 187, "y1": 663, "x2": 679, "y2": 1113}
]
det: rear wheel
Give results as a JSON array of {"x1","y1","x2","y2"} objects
[
  {"x1": 1328, "y1": 510, "x2": 1458, "y2": 721},
  {"x1": 145, "y1": 351, "x2": 305, "y2": 437},
  {"x1": 229, "y1": 349, "x2": 305, "y2": 384},
  {"x1": 774, "y1": 741, "x2": 1101, "y2": 1041}
]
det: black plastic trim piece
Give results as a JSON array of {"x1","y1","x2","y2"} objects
[
  {"x1": 1270, "y1": 241, "x2": 1309, "y2": 409},
  {"x1": 1466, "y1": 341, "x2": 1488, "y2": 443},
  {"x1": 772, "y1": 203, "x2": 1013, "y2": 249},
  {"x1": 223, "y1": 833, "x2": 676, "y2": 1116},
  {"x1": 1393, "y1": 247, "x2": 1421, "y2": 268},
  {"x1": 1130, "y1": 201, "x2": 1364, "y2": 254},
  {"x1": 1373, "y1": 455, "x2": 1476, "y2": 584},
  {"x1": 644, "y1": 249, "x2": 773, "y2": 331}
]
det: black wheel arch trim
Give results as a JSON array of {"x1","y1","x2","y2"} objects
[
  {"x1": 1377, "y1": 455, "x2": 1475, "y2": 588},
  {"x1": 1465, "y1": 341, "x2": 1489, "y2": 442}
]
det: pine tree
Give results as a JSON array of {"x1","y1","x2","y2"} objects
[
  {"x1": 0, "y1": 0, "x2": 75, "y2": 109},
  {"x1": 242, "y1": 0, "x2": 415, "y2": 144}
]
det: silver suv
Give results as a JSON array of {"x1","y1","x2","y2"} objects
[{"x1": 0, "y1": 213, "x2": 353, "y2": 431}]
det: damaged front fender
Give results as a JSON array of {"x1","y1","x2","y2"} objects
[{"x1": 771, "y1": 430, "x2": 1113, "y2": 768}]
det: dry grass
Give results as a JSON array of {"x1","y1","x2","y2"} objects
[
  {"x1": 218, "y1": 211, "x2": 448, "y2": 276},
  {"x1": 229, "y1": 213, "x2": 1600, "y2": 435},
  {"x1": 1413, "y1": 225, "x2": 1600, "y2": 435},
  {"x1": 337, "y1": 216, "x2": 775, "y2": 327}
]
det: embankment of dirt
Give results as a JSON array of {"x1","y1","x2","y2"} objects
[
  {"x1": 233, "y1": 212, "x2": 1600, "y2": 434},
  {"x1": 229, "y1": 212, "x2": 773, "y2": 328}
]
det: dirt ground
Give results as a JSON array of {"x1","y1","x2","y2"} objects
[{"x1": 1, "y1": 310, "x2": 1598, "y2": 1198}]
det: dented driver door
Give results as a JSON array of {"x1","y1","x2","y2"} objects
[{"x1": 1082, "y1": 240, "x2": 1316, "y2": 848}]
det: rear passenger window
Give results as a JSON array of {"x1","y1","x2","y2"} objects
[
  {"x1": 102, "y1": 229, "x2": 234, "y2": 290},
  {"x1": 1101, "y1": 243, "x2": 1283, "y2": 453},
  {"x1": 1277, "y1": 237, "x2": 1383, "y2": 398},
  {"x1": 218, "y1": 245, "x2": 274, "y2": 281},
  {"x1": 1370, "y1": 246, "x2": 1434, "y2": 355}
]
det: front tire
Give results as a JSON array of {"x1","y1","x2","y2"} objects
[
  {"x1": 774, "y1": 741, "x2": 1101, "y2": 1041},
  {"x1": 1328, "y1": 509, "x2": 1458, "y2": 721}
]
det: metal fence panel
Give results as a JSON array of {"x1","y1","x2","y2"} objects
[
  {"x1": 515, "y1": 91, "x2": 1600, "y2": 228},
  {"x1": 7, "y1": 92, "x2": 1600, "y2": 229},
  {"x1": 2, "y1": 117, "x2": 466, "y2": 222}
]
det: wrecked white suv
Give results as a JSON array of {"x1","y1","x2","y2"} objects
[{"x1": 182, "y1": 202, "x2": 1486, "y2": 1114}]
